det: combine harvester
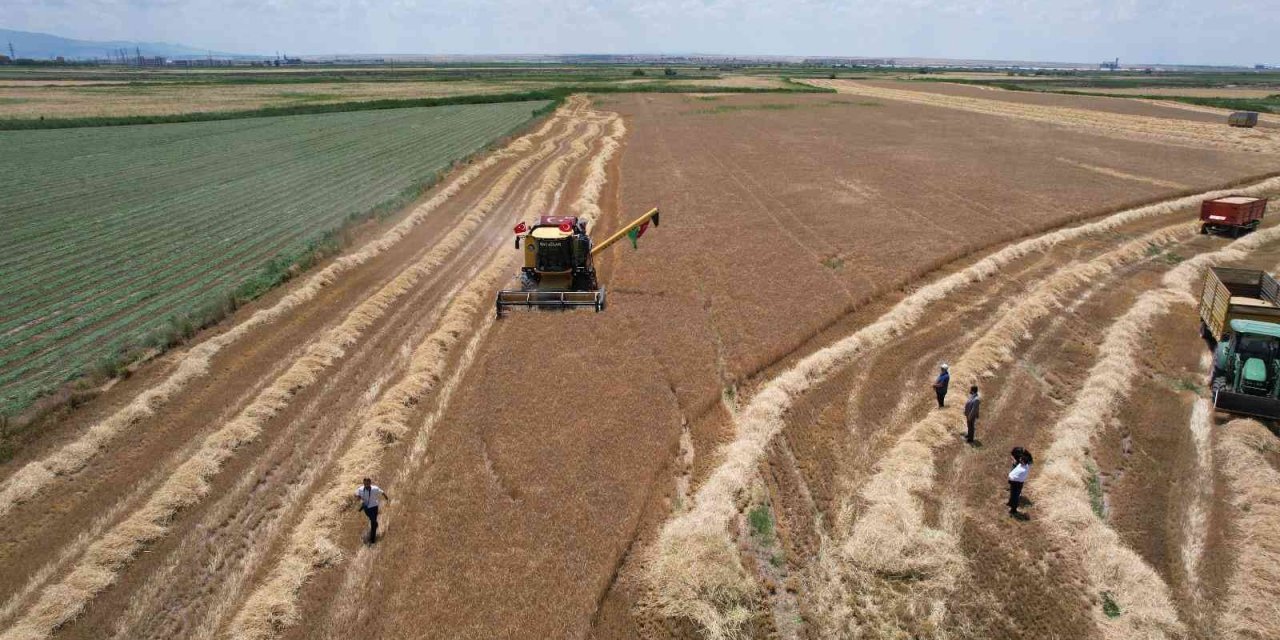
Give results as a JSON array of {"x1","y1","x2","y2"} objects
[
  {"x1": 495, "y1": 207, "x2": 661, "y2": 317},
  {"x1": 1200, "y1": 266, "x2": 1280, "y2": 420}
]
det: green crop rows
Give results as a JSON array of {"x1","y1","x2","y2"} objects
[{"x1": 0, "y1": 100, "x2": 548, "y2": 415}]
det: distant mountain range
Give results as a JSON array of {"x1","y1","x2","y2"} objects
[{"x1": 0, "y1": 28, "x2": 249, "y2": 60}]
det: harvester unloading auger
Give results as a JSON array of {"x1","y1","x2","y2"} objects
[{"x1": 495, "y1": 207, "x2": 661, "y2": 317}]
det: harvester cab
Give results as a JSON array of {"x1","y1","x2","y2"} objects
[
  {"x1": 1212, "y1": 319, "x2": 1280, "y2": 420},
  {"x1": 495, "y1": 207, "x2": 660, "y2": 317}
]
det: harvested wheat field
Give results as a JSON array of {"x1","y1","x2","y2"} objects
[
  {"x1": 4, "y1": 85, "x2": 1280, "y2": 640},
  {"x1": 829, "y1": 79, "x2": 1279, "y2": 130}
]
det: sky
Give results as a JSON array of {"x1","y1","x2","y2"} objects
[{"x1": 4, "y1": 0, "x2": 1278, "y2": 66}]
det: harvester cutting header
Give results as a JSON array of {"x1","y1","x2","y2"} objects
[{"x1": 495, "y1": 207, "x2": 661, "y2": 317}]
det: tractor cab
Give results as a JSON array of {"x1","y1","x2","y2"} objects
[
  {"x1": 1222, "y1": 326, "x2": 1280, "y2": 395},
  {"x1": 514, "y1": 216, "x2": 597, "y2": 290},
  {"x1": 496, "y1": 207, "x2": 661, "y2": 317},
  {"x1": 1213, "y1": 319, "x2": 1280, "y2": 419}
]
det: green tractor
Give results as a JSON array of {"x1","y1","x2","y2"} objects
[{"x1": 1212, "y1": 319, "x2": 1280, "y2": 420}]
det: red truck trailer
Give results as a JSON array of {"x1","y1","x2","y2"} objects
[{"x1": 1200, "y1": 195, "x2": 1269, "y2": 237}]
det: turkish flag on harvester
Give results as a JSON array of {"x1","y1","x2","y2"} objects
[{"x1": 627, "y1": 221, "x2": 650, "y2": 249}]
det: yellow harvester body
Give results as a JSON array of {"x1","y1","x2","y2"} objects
[{"x1": 495, "y1": 207, "x2": 660, "y2": 316}]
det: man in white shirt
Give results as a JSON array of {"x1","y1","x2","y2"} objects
[
  {"x1": 1008, "y1": 449, "x2": 1031, "y2": 518},
  {"x1": 355, "y1": 477, "x2": 390, "y2": 544}
]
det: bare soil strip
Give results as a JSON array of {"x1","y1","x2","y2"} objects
[{"x1": 645, "y1": 176, "x2": 1280, "y2": 636}]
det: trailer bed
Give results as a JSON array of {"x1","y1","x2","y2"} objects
[{"x1": 1199, "y1": 267, "x2": 1280, "y2": 341}]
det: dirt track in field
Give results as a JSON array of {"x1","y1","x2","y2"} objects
[{"x1": 4, "y1": 86, "x2": 1280, "y2": 640}]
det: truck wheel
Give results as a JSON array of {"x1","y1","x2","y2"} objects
[
  {"x1": 1200, "y1": 224, "x2": 1208, "y2": 235},
  {"x1": 1232, "y1": 227, "x2": 1242, "y2": 239}
]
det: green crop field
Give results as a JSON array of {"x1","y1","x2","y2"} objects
[{"x1": 0, "y1": 100, "x2": 548, "y2": 416}]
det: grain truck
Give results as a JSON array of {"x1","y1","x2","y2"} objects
[{"x1": 1199, "y1": 195, "x2": 1268, "y2": 237}]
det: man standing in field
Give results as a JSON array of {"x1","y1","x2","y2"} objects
[
  {"x1": 933, "y1": 364, "x2": 950, "y2": 408},
  {"x1": 963, "y1": 385, "x2": 980, "y2": 444},
  {"x1": 1008, "y1": 448, "x2": 1032, "y2": 518},
  {"x1": 355, "y1": 478, "x2": 390, "y2": 544}
]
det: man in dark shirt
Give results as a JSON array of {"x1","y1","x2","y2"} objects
[
  {"x1": 933, "y1": 364, "x2": 950, "y2": 408},
  {"x1": 963, "y1": 385, "x2": 980, "y2": 443}
]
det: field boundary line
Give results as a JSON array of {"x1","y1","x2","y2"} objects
[
  {"x1": 0, "y1": 112, "x2": 564, "y2": 521},
  {"x1": 642, "y1": 175, "x2": 1280, "y2": 637}
]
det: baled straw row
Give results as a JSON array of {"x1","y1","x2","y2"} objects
[
  {"x1": 1037, "y1": 223, "x2": 1280, "y2": 640},
  {"x1": 226, "y1": 111, "x2": 615, "y2": 639},
  {"x1": 0, "y1": 114, "x2": 586, "y2": 640},
  {"x1": 0, "y1": 110, "x2": 564, "y2": 520},
  {"x1": 1215, "y1": 419, "x2": 1280, "y2": 638},
  {"x1": 814, "y1": 222, "x2": 1195, "y2": 637},
  {"x1": 807, "y1": 80, "x2": 1280, "y2": 155},
  {"x1": 643, "y1": 175, "x2": 1280, "y2": 636}
]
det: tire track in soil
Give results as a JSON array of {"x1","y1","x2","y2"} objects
[{"x1": 0, "y1": 102, "x2": 591, "y2": 640}]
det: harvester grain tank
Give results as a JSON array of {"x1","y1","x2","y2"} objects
[
  {"x1": 1228, "y1": 111, "x2": 1259, "y2": 128},
  {"x1": 1199, "y1": 267, "x2": 1280, "y2": 419},
  {"x1": 495, "y1": 207, "x2": 661, "y2": 317},
  {"x1": 1199, "y1": 195, "x2": 1268, "y2": 237}
]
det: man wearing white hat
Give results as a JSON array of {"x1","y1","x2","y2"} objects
[{"x1": 932, "y1": 364, "x2": 950, "y2": 408}]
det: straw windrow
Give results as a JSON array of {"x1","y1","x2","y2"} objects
[
  {"x1": 1036, "y1": 223, "x2": 1280, "y2": 640},
  {"x1": 226, "y1": 107, "x2": 618, "y2": 640},
  {"x1": 0, "y1": 105, "x2": 586, "y2": 640},
  {"x1": 644, "y1": 176, "x2": 1280, "y2": 635},
  {"x1": 815, "y1": 222, "x2": 1195, "y2": 636},
  {"x1": 0, "y1": 112, "x2": 563, "y2": 521},
  {"x1": 1215, "y1": 419, "x2": 1280, "y2": 638}
]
